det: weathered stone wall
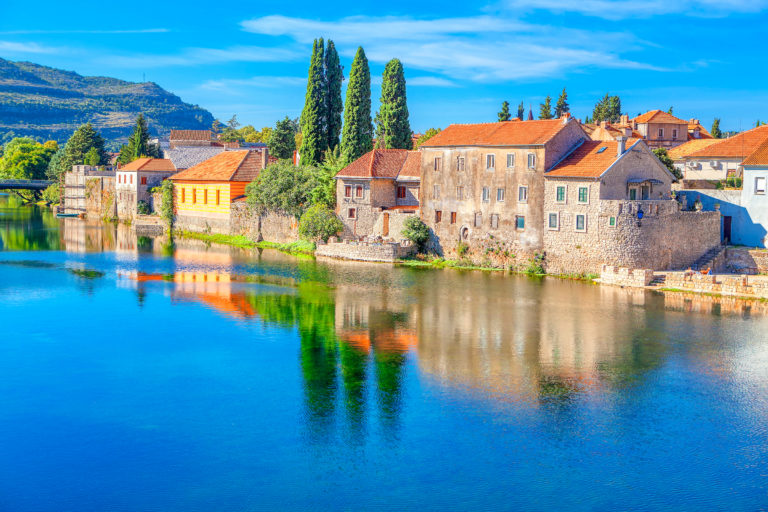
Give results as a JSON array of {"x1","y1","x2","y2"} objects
[
  {"x1": 316, "y1": 240, "x2": 415, "y2": 262},
  {"x1": 599, "y1": 143, "x2": 674, "y2": 200},
  {"x1": 725, "y1": 248, "x2": 768, "y2": 274},
  {"x1": 600, "y1": 265, "x2": 654, "y2": 287},
  {"x1": 370, "y1": 210, "x2": 418, "y2": 242},
  {"x1": 665, "y1": 271, "x2": 768, "y2": 299},
  {"x1": 85, "y1": 176, "x2": 116, "y2": 220},
  {"x1": 175, "y1": 213, "x2": 231, "y2": 234},
  {"x1": 229, "y1": 201, "x2": 299, "y2": 243}
]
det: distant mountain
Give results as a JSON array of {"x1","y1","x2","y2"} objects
[{"x1": 0, "y1": 57, "x2": 215, "y2": 147}]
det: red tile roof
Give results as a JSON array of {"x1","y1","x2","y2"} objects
[
  {"x1": 742, "y1": 139, "x2": 768, "y2": 166},
  {"x1": 120, "y1": 158, "x2": 176, "y2": 172},
  {"x1": 335, "y1": 149, "x2": 420, "y2": 180},
  {"x1": 419, "y1": 119, "x2": 570, "y2": 147},
  {"x1": 632, "y1": 110, "x2": 687, "y2": 125},
  {"x1": 169, "y1": 150, "x2": 264, "y2": 182},
  {"x1": 667, "y1": 139, "x2": 719, "y2": 160},
  {"x1": 546, "y1": 139, "x2": 641, "y2": 178},
  {"x1": 169, "y1": 129, "x2": 213, "y2": 141},
  {"x1": 398, "y1": 151, "x2": 421, "y2": 180},
  {"x1": 687, "y1": 120, "x2": 712, "y2": 139},
  {"x1": 685, "y1": 124, "x2": 768, "y2": 159}
]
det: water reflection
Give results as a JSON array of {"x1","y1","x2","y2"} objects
[{"x1": 0, "y1": 194, "x2": 62, "y2": 251}]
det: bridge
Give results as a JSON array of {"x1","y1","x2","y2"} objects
[{"x1": 0, "y1": 179, "x2": 54, "y2": 191}]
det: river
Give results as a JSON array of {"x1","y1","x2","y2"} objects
[{"x1": 1, "y1": 194, "x2": 768, "y2": 511}]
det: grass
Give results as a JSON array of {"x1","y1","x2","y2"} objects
[
  {"x1": 255, "y1": 240, "x2": 316, "y2": 256},
  {"x1": 177, "y1": 230, "x2": 316, "y2": 255}
]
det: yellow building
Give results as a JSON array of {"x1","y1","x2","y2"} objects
[{"x1": 169, "y1": 149, "x2": 266, "y2": 232}]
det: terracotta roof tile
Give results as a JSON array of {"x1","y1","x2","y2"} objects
[
  {"x1": 687, "y1": 120, "x2": 712, "y2": 139},
  {"x1": 169, "y1": 129, "x2": 213, "y2": 141},
  {"x1": 397, "y1": 151, "x2": 421, "y2": 180},
  {"x1": 546, "y1": 139, "x2": 641, "y2": 178},
  {"x1": 169, "y1": 150, "x2": 262, "y2": 182},
  {"x1": 667, "y1": 139, "x2": 720, "y2": 160},
  {"x1": 742, "y1": 139, "x2": 768, "y2": 166},
  {"x1": 120, "y1": 158, "x2": 176, "y2": 172},
  {"x1": 685, "y1": 125, "x2": 768, "y2": 159},
  {"x1": 335, "y1": 149, "x2": 419, "y2": 179},
  {"x1": 632, "y1": 110, "x2": 687, "y2": 125},
  {"x1": 420, "y1": 119, "x2": 570, "y2": 147}
]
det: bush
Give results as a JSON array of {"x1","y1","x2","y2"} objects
[
  {"x1": 160, "y1": 179, "x2": 174, "y2": 227},
  {"x1": 246, "y1": 161, "x2": 317, "y2": 218},
  {"x1": 41, "y1": 183, "x2": 60, "y2": 204},
  {"x1": 524, "y1": 253, "x2": 546, "y2": 275},
  {"x1": 402, "y1": 216, "x2": 430, "y2": 251},
  {"x1": 137, "y1": 200, "x2": 150, "y2": 215},
  {"x1": 298, "y1": 204, "x2": 343, "y2": 242},
  {"x1": 457, "y1": 241, "x2": 469, "y2": 258}
]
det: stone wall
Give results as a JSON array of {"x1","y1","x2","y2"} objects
[
  {"x1": 316, "y1": 240, "x2": 415, "y2": 262},
  {"x1": 175, "y1": 213, "x2": 231, "y2": 234},
  {"x1": 229, "y1": 201, "x2": 299, "y2": 243},
  {"x1": 725, "y1": 248, "x2": 768, "y2": 274},
  {"x1": 85, "y1": 176, "x2": 116, "y2": 220},
  {"x1": 600, "y1": 265, "x2": 654, "y2": 287},
  {"x1": 664, "y1": 271, "x2": 768, "y2": 299}
]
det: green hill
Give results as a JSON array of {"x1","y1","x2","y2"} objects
[{"x1": 0, "y1": 57, "x2": 214, "y2": 147}]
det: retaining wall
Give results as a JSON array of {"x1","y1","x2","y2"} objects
[
  {"x1": 316, "y1": 240, "x2": 415, "y2": 263},
  {"x1": 664, "y1": 271, "x2": 768, "y2": 298},
  {"x1": 599, "y1": 265, "x2": 654, "y2": 287},
  {"x1": 724, "y1": 247, "x2": 768, "y2": 274}
]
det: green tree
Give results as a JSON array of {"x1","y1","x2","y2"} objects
[
  {"x1": 668, "y1": 106, "x2": 674, "y2": 115},
  {"x1": 84, "y1": 147, "x2": 100, "y2": 166},
  {"x1": 517, "y1": 101, "x2": 525, "y2": 120},
  {"x1": 554, "y1": 88, "x2": 569, "y2": 118},
  {"x1": 300, "y1": 38, "x2": 328, "y2": 166},
  {"x1": 539, "y1": 95, "x2": 553, "y2": 119},
  {"x1": 118, "y1": 114, "x2": 160, "y2": 165},
  {"x1": 414, "y1": 128, "x2": 441, "y2": 148},
  {"x1": 246, "y1": 161, "x2": 317, "y2": 218},
  {"x1": 498, "y1": 101, "x2": 511, "y2": 121},
  {"x1": 711, "y1": 118, "x2": 722, "y2": 139},
  {"x1": 375, "y1": 58, "x2": 412, "y2": 149},
  {"x1": 42, "y1": 183, "x2": 61, "y2": 204},
  {"x1": 160, "y1": 178, "x2": 174, "y2": 228},
  {"x1": 325, "y1": 40, "x2": 344, "y2": 152},
  {"x1": 592, "y1": 93, "x2": 622, "y2": 123},
  {"x1": 48, "y1": 123, "x2": 108, "y2": 178},
  {"x1": 653, "y1": 148, "x2": 681, "y2": 180},
  {"x1": 341, "y1": 47, "x2": 373, "y2": 163},
  {"x1": 0, "y1": 137, "x2": 57, "y2": 180},
  {"x1": 298, "y1": 204, "x2": 343, "y2": 242},
  {"x1": 401, "y1": 216, "x2": 430, "y2": 252},
  {"x1": 269, "y1": 117, "x2": 298, "y2": 160}
]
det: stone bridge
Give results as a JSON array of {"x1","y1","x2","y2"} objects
[{"x1": 0, "y1": 179, "x2": 53, "y2": 191}]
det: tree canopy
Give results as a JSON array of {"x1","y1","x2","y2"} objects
[
  {"x1": 711, "y1": 118, "x2": 722, "y2": 139},
  {"x1": 498, "y1": 101, "x2": 511, "y2": 122},
  {"x1": 117, "y1": 114, "x2": 160, "y2": 165},
  {"x1": 653, "y1": 148, "x2": 681, "y2": 180},
  {"x1": 375, "y1": 58, "x2": 412, "y2": 149},
  {"x1": 539, "y1": 96, "x2": 553, "y2": 119},
  {"x1": 592, "y1": 93, "x2": 622, "y2": 123},
  {"x1": 415, "y1": 128, "x2": 441, "y2": 148},
  {"x1": 554, "y1": 88, "x2": 569, "y2": 118},
  {"x1": 299, "y1": 38, "x2": 328, "y2": 165},
  {"x1": 47, "y1": 123, "x2": 108, "y2": 178},
  {"x1": 340, "y1": 47, "x2": 373, "y2": 163},
  {"x1": 0, "y1": 137, "x2": 58, "y2": 180},
  {"x1": 517, "y1": 102, "x2": 525, "y2": 120},
  {"x1": 268, "y1": 117, "x2": 299, "y2": 160},
  {"x1": 325, "y1": 40, "x2": 344, "y2": 152}
]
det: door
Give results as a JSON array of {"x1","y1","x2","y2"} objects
[
  {"x1": 723, "y1": 216, "x2": 732, "y2": 243},
  {"x1": 382, "y1": 213, "x2": 390, "y2": 237}
]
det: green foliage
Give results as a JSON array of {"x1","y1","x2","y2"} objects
[
  {"x1": 554, "y1": 87, "x2": 569, "y2": 118},
  {"x1": 401, "y1": 216, "x2": 430, "y2": 251},
  {"x1": 593, "y1": 93, "x2": 622, "y2": 123},
  {"x1": 137, "y1": 200, "x2": 150, "y2": 215},
  {"x1": 41, "y1": 183, "x2": 60, "y2": 204},
  {"x1": 711, "y1": 118, "x2": 722, "y2": 139},
  {"x1": 517, "y1": 101, "x2": 525, "y2": 120},
  {"x1": 375, "y1": 59, "x2": 412, "y2": 149},
  {"x1": 300, "y1": 38, "x2": 328, "y2": 166},
  {"x1": 84, "y1": 147, "x2": 100, "y2": 166},
  {"x1": 325, "y1": 40, "x2": 344, "y2": 152},
  {"x1": 48, "y1": 123, "x2": 108, "y2": 179},
  {"x1": 668, "y1": 106, "x2": 674, "y2": 115},
  {"x1": 298, "y1": 204, "x2": 343, "y2": 242},
  {"x1": 414, "y1": 128, "x2": 441, "y2": 148},
  {"x1": 498, "y1": 101, "x2": 511, "y2": 122},
  {"x1": 341, "y1": 47, "x2": 373, "y2": 163},
  {"x1": 269, "y1": 116, "x2": 299, "y2": 160},
  {"x1": 725, "y1": 177, "x2": 743, "y2": 189},
  {"x1": 524, "y1": 253, "x2": 546, "y2": 275},
  {"x1": 160, "y1": 179, "x2": 174, "y2": 227},
  {"x1": 246, "y1": 161, "x2": 319, "y2": 218},
  {"x1": 117, "y1": 114, "x2": 160, "y2": 164},
  {"x1": 652, "y1": 148, "x2": 681, "y2": 180},
  {"x1": 0, "y1": 137, "x2": 57, "y2": 179},
  {"x1": 539, "y1": 95, "x2": 553, "y2": 119},
  {"x1": 457, "y1": 241, "x2": 469, "y2": 258}
]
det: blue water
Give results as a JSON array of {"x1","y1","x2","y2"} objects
[{"x1": 2, "y1": 198, "x2": 768, "y2": 510}]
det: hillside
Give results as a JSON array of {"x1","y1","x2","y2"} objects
[{"x1": 0, "y1": 57, "x2": 215, "y2": 146}]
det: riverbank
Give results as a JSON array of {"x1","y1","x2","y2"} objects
[{"x1": 176, "y1": 230, "x2": 316, "y2": 256}]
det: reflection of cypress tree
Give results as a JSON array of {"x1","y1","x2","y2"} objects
[
  {"x1": 374, "y1": 350, "x2": 406, "y2": 437},
  {"x1": 299, "y1": 322, "x2": 338, "y2": 438},
  {"x1": 339, "y1": 341, "x2": 367, "y2": 439}
]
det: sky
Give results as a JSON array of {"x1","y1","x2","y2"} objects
[{"x1": 1, "y1": 0, "x2": 767, "y2": 134}]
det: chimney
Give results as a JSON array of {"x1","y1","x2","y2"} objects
[
  {"x1": 623, "y1": 126, "x2": 632, "y2": 138},
  {"x1": 617, "y1": 136, "x2": 626, "y2": 157},
  {"x1": 561, "y1": 112, "x2": 571, "y2": 124},
  {"x1": 620, "y1": 114, "x2": 629, "y2": 125},
  {"x1": 600, "y1": 120, "x2": 607, "y2": 129},
  {"x1": 262, "y1": 147, "x2": 269, "y2": 169}
]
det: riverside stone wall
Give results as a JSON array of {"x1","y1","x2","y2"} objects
[
  {"x1": 664, "y1": 271, "x2": 768, "y2": 299},
  {"x1": 599, "y1": 265, "x2": 654, "y2": 287},
  {"x1": 725, "y1": 248, "x2": 768, "y2": 274},
  {"x1": 85, "y1": 176, "x2": 116, "y2": 220},
  {"x1": 229, "y1": 202, "x2": 299, "y2": 243},
  {"x1": 316, "y1": 240, "x2": 415, "y2": 262}
]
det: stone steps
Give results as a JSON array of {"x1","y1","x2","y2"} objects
[{"x1": 693, "y1": 245, "x2": 726, "y2": 271}]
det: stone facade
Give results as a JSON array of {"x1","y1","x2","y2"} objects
[
  {"x1": 229, "y1": 201, "x2": 299, "y2": 243},
  {"x1": 63, "y1": 165, "x2": 115, "y2": 217},
  {"x1": 316, "y1": 240, "x2": 415, "y2": 262},
  {"x1": 664, "y1": 271, "x2": 768, "y2": 299},
  {"x1": 600, "y1": 266, "x2": 655, "y2": 287},
  {"x1": 116, "y1": 169, "x2": 175, "y2": 221},
  {"x1": 724, "y1": 248, "x2": 768, "y2": 274}
]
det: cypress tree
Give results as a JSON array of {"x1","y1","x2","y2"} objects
[
  {"x1": 498, "y1": 101, "x2": 511, "y2": 122},
  {"x1": 375, "y1": 58, "x2": 412, "y2": 149},
  {"x1": 711, "y1": 118, "x2": 722, "y2": 139},
  {"x1": 539, "y1": 96, "x2": 553, "y2": 119},
  {"x1": 325, "y1": 40, "x2": 343, "y2": 152},
  {"x1": 554, "y1": 88, "x2": 569, "y2": 118},
  {"x1": 517, "y1": 101, "x2": 525, "y2": 120},
  {"x1": 341, "y1": 47, "x2": 373, "y2": 163},
  {"x1": 300, "y1": 38, "x2": 327, "y2": 166},
  {"x1": 118, "y1": 114, "x2": 158, "y2": 164}
]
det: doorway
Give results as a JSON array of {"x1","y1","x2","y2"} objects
[
  {"x1": 723, "y1": 216, "x2": 732, "y2": 243},
  {"x1": 382, "y1": 213, "x2": 390, "y2": 237}
]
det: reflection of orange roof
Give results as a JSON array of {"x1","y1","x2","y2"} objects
[
  {"x1": 175, "y1": 291, "x2": 258, "y2": 320},
  {"x1": 340, "y1": 328, "x2": 418, "y2": 354},
  {"x1": 421, "y1": 119, "x2": 570, "y2": 147},
  {"x1": 633, "y1": 110, "x2": 687, "y2": 125}
]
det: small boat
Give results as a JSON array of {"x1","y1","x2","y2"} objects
[{"x1": 56, "y1": 213, "x2": 79, "y2": 218}]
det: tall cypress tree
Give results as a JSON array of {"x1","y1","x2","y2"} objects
[
  {"x1": 539, "y1": 96, "x2": 553, "y2": 119},
  {"x1": 375, "y1": 58, "x2": 412, "y2": 149},
  {"x1": 341, "y1": 47, "x2": 373, "y2": 163},
  {"x1": 300, "y1": 38, "x2": 327, "y2": 165},
  {"x1": 325, "y1": 40, "x2": 343, "y2": 152},
  {"x1": 711, "y1": 118, "x2": 722, "y2": 139},
  {"x1": 554, "y1": 88, "x2": 569, "y2": 118},
  {"x1": 517, "y1": 101, "x2": 525, "y2": 120},
  {"x1": 118, "y1": 114, "x2": 159, "y2": 164},
  {"x1": 498, "y1": 101, "x2": 511, "y2": 122}
]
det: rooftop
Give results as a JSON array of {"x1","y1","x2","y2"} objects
[
  {"x1": 335, "y1": 149, "x2": 420, "y2": 180},
  {"x1": 667, "y1": 138, "x2": 720, "y2": 160},
  {"x1": 120, "y1": 158, "x2": 176, "y2": 172},
  {"x1": 685, "y1": 124, "x2": 768, "y2": 159},
  {"x1": 632, "y1": 110, "x2": 687, "y2": 125},
  {"x1": 546, "y1": 139, "x2": 641, "y2": 178},
  {"x1": 169, "y1": 129, "x2": 214, "y2": 141},
  {"x1": 170, "y1": 150, "x2": 264, "y2": 182},
  {"x1": 742, "y1": 139, "x2": 768, "y2": 166},
  {"x1": 166, "y1": 146, "x2": 226, "y2": 170},
  {"x1": 419, "y1": 118, "x2": 571, "y2": 147}
]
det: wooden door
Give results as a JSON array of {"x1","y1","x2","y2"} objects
[{"x1": 383, "y1": 213, "x2": 390, "y2": 236}]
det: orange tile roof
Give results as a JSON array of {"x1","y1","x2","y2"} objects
[
  {"x1": 169, "y1": 150, "x2": 263, "y2": 182},
  {"x1": 170, "y1": 129, "x2": 213, "y2": 141},
  {"x1": 667, "y1": 139, "x2": 720, "y2": 160},
  {"x1": 633, "y1": 110, "x2": 687, "y2": 125},
  {"x1": 546, "y1": 139, "x2": 641, "y2": 178},
  {"x1": 420, "y1": 119, "x2": 570, "y2": 147},
  {"x1": 335, "y1": 149, "x2": 420, "y2": 180},
  {"x1": 397, "y1": 151, "x2": 421, "y2": 179},
  {"x1": 687, "y1": 120, "x2": 712, "y2": 139},
  {"x1": 685, "y1": 124, "x2": 768, "y2": 159},
  {"x1": 120, "y1": 158, "x2": 176, "y2": 172},
  {"x1": 742, "y1": 139, "x2": 768, "y2": 166}
]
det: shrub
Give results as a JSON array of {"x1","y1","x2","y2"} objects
[
  {"x1": 160, "y1": 179, "x2": 174, "y2": 227},
  {"x1": 457, "y1": 241, "x2": 469, "y2": 258},
  {"x1": 298, "y1": 204, "x2": 343, "y2": 242},
  {"x1": 524, "y1": 253, "x2": 546, "y2": 275},
  {"x1": 402, "y1": 216, "x2": 430, "y2": 251},
  {"x1": 41, "y1": 183, "x2": 60, "y2": 204},
  {"x1": 137, "y1": 200, "x2": 150, "y2": 215}
]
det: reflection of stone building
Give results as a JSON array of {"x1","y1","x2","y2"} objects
[{"x1": 61, "y1": 218, "x2": 117, "y2": 253}]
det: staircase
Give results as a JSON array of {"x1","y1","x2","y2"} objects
[
  {"x1": 692, "y1": 245, "x2": 726, "y2": 271},
  {"x1": 649, "y1": 274, "x2": 666, "y2": 287}
]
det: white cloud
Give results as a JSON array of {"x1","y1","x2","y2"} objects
[
  {"x1": 0, "y1": 41, "x2": 60, "y2": 54},
  {"x1": 502, "y1": 0, "x2": 768, "y2": 19},
  {"x1": 105, "y1": 45, "x2": 301, "y2": 68},
  {"x1": 198, "y1": 76, "x2": 306, "y2": 95}
]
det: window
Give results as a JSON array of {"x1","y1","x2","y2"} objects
[
  {"x1": 433, "y1": 185, "x2": 441, "y2": 199},
  {"x1": 141, "y1": 176, "x2": 147, "y2": 185},
  {"x1": 491, "y1": 214, "x2": 499, "y2": 229},
  {"x1": 435, "y1": 210, "x2": 442, "y2": 223},
  {"x1": 181, "y1": 188, "x2": 185, "y2": 203},
  {"x1": 497, "y1": 188, "x2": 506, "y2": 202},
  {"x1": 506, "y1": 153, "x2": 515, "y2": 168},
  {"x1": 450, "y1": 212, "x2": 457, "y2": 224},
  {"x1": 397, "y1": 186, "x2": 406, "y2": 199},
  {"x1": 518, "y1": 186, "x2": 528, "y2": 203},
  {"x1": 203, "y1": 189, "x2": 207, "y2": 204},
  {"x1": 486, "y1": 154, "x2": 495, "y2": 170},
  {"x1": 609, "y1": 216, "x2": 616, "y2": 227},
  {"x1": 129, "y1": 174, "x2": 133, "y2": 184},
  {"x1": 556, "y1": 185, "x2": 566, "y2": 203},
  {"x1": 474, "y1": 212, "x2": 482, "y2": 227},
  {"x1": 575, "y1": 214, "x2": 586, "y2": 231},
  {"x1": 348, "y1": 208, "x2": 356, "y2": 219},
  {"x1": 515, "y1": 215, "x2": 525, "y2": 230},
  {"x1": 356, "y1": 186, "x2": 363, "y2": 198},
  {"x1": 672, "y1": 128, "x2": 678, "y2": 139},
  {"x1": 216, "y1": 189, "x2": 220, "y2": 206},
  {"x1": 456, "y1": 186, "x2": 464, "y2": 200},
  {"x1": 548, "y1": 212, "x2": 559, "y2": 230},
  {"x1": 345, "y1": 185, "x2": 352, "y2": 197},
  {"x1": 629, "y1": 188, "x2": 637, "y2": 200},
  {"x1": 192, "y1": 188, "x2": 196, "y2": 204},
  {"x1": 456, "y1": 156, "x2": 465, "y2": 171},
  {"x1": 756, "y1": 177, "x2": 767, "y2": 195},
  {"x1": 527, "y1": 153, "x2": 536, "y2": 169},
  {"x1": 434, "y1": 157, "x2": 442, "y2": 171},
  {"x1": 578, "y1": 186, "x2": 589, "y2": 203},
  {"x1": 482, "y1": 187, "x2": 490, "y2": 202},
  {"x1": 658, "y1": 128, "x2": 664, "y2": 138}
]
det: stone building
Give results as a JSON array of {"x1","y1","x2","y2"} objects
[
  {"x1": 667, "y1": 139, "x2": 719, "y2": 179},
  {"x1": 169, "y1": 129, "x2": 216, "y2": 149},
  {"x1": 166, "y1": 146, "x2": 226, "y2": 171},
  {"x1": 334, "y1": 149, "x2": 421, "y2": 239},
  {"x1": 682, "y1": 124, "x2": 768, "y2": 181},
  {"x1": 63, "y1": 165, "x2": 115, "y2": 216},
  {"x1": 630, "y1": 110, "x2": 689, "y2": 149},
  {"x1": 115, "y1": 158, "x2": 176, "y2": 220},
  {"x1": 418, "y1": 117, "x2": 587, "y2": 257}
]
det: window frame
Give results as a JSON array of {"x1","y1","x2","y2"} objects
[
  {"x1": 474, "y1": 212, "x2": 482, "y2": 228},
  {"x1": 486, "y1": 154, "x2": 495, "y2": 170},
  {"x1": 344, "y1": 185, "x2": 352, "y2": 198},
  {"x1": 435, "y1": 210, "x2": 442, "y2": 223},
  {"x1": 348, "y1": 208, "x2": 356, "y2": 219},
  {"x1": 434, "y1": 157, "x2": 442, "y2": 172},
  {"x1": 555, "y1": 185, "x2": 567, "y2": 204},
  {"x1": 456, "y1": 186, "x2": 464, "y2": 200},
  {"x1": 527, "y1": 153, "x2": 536, "y2": 169},
  {"x1": 497, "y1": 187, "x2": 506, "y2": 202},
  {"x1": 756, "y1": 176, "x2": 767, "y2": 195},
  {"x1": 140, "y1": 176, "x2": 147, "y2": 185},
  {"x1": 397, "y1": 186, "x2": 407, "y2": 199},
  {"x1": 433, "y1": 184, "x2": 440, "y2": 199},
  {"x1": 575, "y1": 214, "x2": 587, "y2": 232},
  {"x1": 482, "y1": 186, "x2": 490, "y2": 202},
  {"x1": 355, "y1": 185, "x2": 363, "y2": 198},
  {"x1": 518, "y1": 185, "x2": 528, "y2": 203},
  {"x1": 608, "y1": 216, "x2": 617, "y2": 227},
  {"x1": 658, "y1": 128, "x2": 664, "y2": 139},
  {"x1": 490, "y1": 213, "x2": 499, "y2": 229},
  {"x1": 456, "y1": 156, "x2": 465, "y2": 172},
  {"x1": 450, "y1": 211, "x2": 457, "y2": 224},
  {"x1": 506, "y1": 153, "x2": 515, "y2": 169},
  {"x1": 216, "y1": 189, "x2": 220, "y2": 206},
  {"x1": 515, "y1": 215, "x2": 525, "y2": 230},
  {"x1": 672, "y1": 128, "x2": 678, "y2": 139},
  {"x1": 181, "y1": 188, "x2": 185, "y2": 203},
  {"x1": 547, "y1": 212, "x2": 559, "y2": 231},
  {"x1": 577, "y1": 186, "x2": 590, "y2": 204}
]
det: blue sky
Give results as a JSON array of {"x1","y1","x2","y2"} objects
[{"x1": 1, "y1": 0, "x2": 767, "y2": 133}]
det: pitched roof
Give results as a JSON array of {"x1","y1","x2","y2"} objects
[
  {"x1": 632, "y1": 110, "x2": 687, "y2": 125},
  {"x1": 169, "y1": 150, "x2": 264, "y2": 182},
  {"x1": 546, "y1": 139, "x2": 641, "y2": 178},
  {"x1": 687, "y1": 120, "x2": 712, "y2": 139},
  {"x1": 166, "y1": 146, "x2": 226, "y2": 170},
  {"x1": 120, "y1": 158, "x2": 176, "y2": 172},
  {"x1": 397, "y1": 151, "x2": 421, "y2": 180},
  {"x1": 742, "y1": 139, "x2": 768, "y2": 166},
  {"x1": 667, "y1": 138, "x2": 720, "y2": 160},
  {"x1": 419, "y1": 119, "x2": 570, "y2": 147},
  {"x1": 169, "y1": 129, "x2": 213, "y2": 141},
  {"x1": 685, "y1": 124, "x2": 768, "y2": 159},
  {"x1": 335, "y1": 149, "x2": 418, "y2": 179}
]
